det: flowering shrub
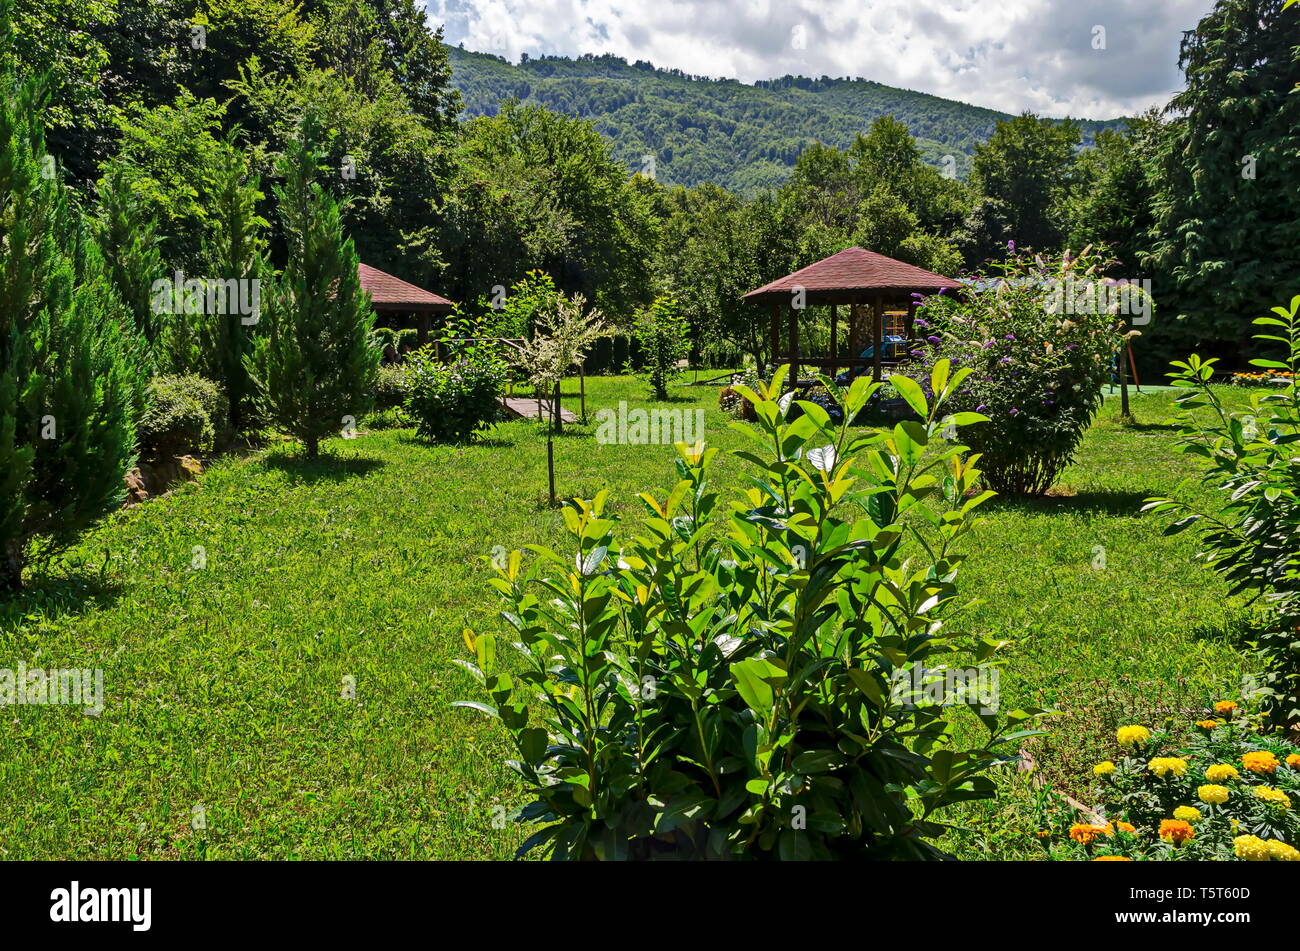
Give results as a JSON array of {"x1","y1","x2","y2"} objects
[
  {"x1": 403, "y1": 347, "x2": 506, "y2": 443},
  {"x1": 1040, "y1": 702, "x2": 1300, "y2": 860},
  {"x1": 1145, "y1": 298, "x2": 1300, "y2": 732},
  {"x1": 909, "y1": 247, "x2": 1134, "y2": 495},
  {"x1": 456, "y1": 366, "x2": 1043, "y2": 860}
]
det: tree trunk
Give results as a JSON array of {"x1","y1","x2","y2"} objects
[{"x1": 2, "y1": 539, "x2": 24, "y2": 592}]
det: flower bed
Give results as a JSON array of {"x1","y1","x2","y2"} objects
[{"x1": 1039, "y1": 702, "x2": 1300, "y2": 860}]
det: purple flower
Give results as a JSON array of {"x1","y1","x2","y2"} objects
[
  {"x1": 915, "y1": 318, "x2": 930, "y2": 329},
  {"x1": 1007, "y1": 241, "x2": 1016, "y2": 253},
  {"x1": 981, "y1": 340, "x2": 994, "y2": 350},
  {"x1": 927, "y1": 335, "x2": 941, "y2": 345},
  {"x1": 999, "y1": 356, "x2": 1011, "y2": 364},
  {"x1": 1004, "y1": 334, "x2": 1016, "y2": 341},
  {"x1": 976, "y1": 404, "x2": 987, "y2": 412},
  {"x1": 1009, "y1": 408, "x2": 1020, "y2": 415}
]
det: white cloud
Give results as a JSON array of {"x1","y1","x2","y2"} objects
[{"x1": 422, "y1": 0, "x2": 1216, "y2": 118}]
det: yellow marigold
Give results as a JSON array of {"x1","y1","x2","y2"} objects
[
  {"x1": 1214, "y1": 700, "x2": 1239, "y2": 715},
  {"x1": 1114, "y1": 820, "x2": 1136, "y2": 834},
  {"x1": 1266, "y1": 840, "x2": 1300, "y2": 862},
  {"x1": 1196, "y1": 719, "x2": 1220, "y2": 730},
  {"x1": 1159, "y1": 819, "x2": 1195, "y2": 845},
  {"x1": 1234, "y1": 834, "x2": 1272, "y2": 861},
  {"x1": 1198, "y1": 784, "x2": 1230, "y2": 805},
  {"x1": 1117, "y1": 725, "x2": 1151, "y2": 747},
  {"x1": 1148, "y1": 756, "x2": 1189, "y2": 778},
  {"x1": 1252, "y1": 786, "x2": 1292, "y2": 809},
  {"x1": 1036, "y1": 829, "x2": 1051, "y2": 839},
  {"x1": 1205, "y1": 763, "x2": 1240, "y2": 782},
  {"x1": 1093, "y1": 761, "x2": 1116, "y2": 777},
  {"x1": 1092, "y1": 855, "x2": 1132, "y2": 861},
  {"x1": 1287, "y1": 753, "x2": 1300, "y2": 770},
  {"x1": 1173, "y1": 805, "x2": 1202, "y2": 822},
  {"x1": 1242, "y1": 751, "x2": 1279, "y2": 774},
  {"x1": 1069, "y1": 823, "x2": 1110, "y2": 845}
]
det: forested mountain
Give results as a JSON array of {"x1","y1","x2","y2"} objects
[{"x1": 447, "y1": 45, "x2": 1126, "y2": 190}]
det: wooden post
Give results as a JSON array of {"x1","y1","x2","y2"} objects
[
  {"x1": 579, "y1": 361, "x2": 587, "y2": 422},
  {"x1": 906, "y1": 299, "x2": 917, "y2": 342},
  {"x1": 787, "y1": 302, "x2": 799, "y2": 391},
  {"x1": 829, "y1": 304, "x2": 838, "y2": 368},
  {"x1": 418, "y1": 312, "x2": 430, "y2": 348},
  {"x1": 872, "y1": 296, "x2": 883, "y2": 384},
  {"x1": 1127, "y1": 341, "x2": 1142, "y2": 392},
  {"x1": 553, "y1": 379, "x2": 563, "y2": 434},
  {"x1": 769, "y1": 302, "x2": 780, "y2": 378}
]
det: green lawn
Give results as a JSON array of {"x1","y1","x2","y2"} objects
[{"x1": 0, "y1": 375, "x2": 1260, "y2": 859}]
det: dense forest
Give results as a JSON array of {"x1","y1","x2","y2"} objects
[
  {"x1": 6, "y1": 0, "x2": 1299, "y2": 385},
  {"x1": 447, "y1": 45, "x2": 1128, "y2": 190}
]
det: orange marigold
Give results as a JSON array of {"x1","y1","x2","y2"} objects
[
  {"x1": 1092, "y1": 855, "x2": 1133, "y2": 861},
  {"x1": 1242, "y1": 751, "x2": 1279, "y2": 774},
  {"x1": 1159, "y1": 819, "x2": 1195, "y2": 845},
  {"x1": 1069, "y1": 823, "x2": 1110, "y2": 845},
  {"x1": 1287, "y1": 753, "x2": 1300, "y2": 770},
  {"x1": 1214, "y1": 701, "x2": 1239, "y2": 715}
]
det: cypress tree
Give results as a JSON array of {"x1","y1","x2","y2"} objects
[
  {"x1": 201, "y1": 143, "x2": 268, "y2": 439},
  {"x1": 0, "y1": 63, "x2": 144, "y2": 591},
  {"x1": 250, "y1": 124, "x2": 380, "y2": 457}
]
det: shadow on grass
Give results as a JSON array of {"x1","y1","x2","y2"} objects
[
  {"x1": 261, "y1": 453, "x2": 386, "y2": 483},
  {"x1": 0, "y1": 567, "x2": 123, "y2": 630},
  {"x1": 984, "y1": 489, "x2": 1154, "y2": 517},
  {"x1": 395, "y1": 431, "x2": 518, "y2": 450}
]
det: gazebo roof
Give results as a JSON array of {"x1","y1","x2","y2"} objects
[
  {"x1": 743, "y1": 247, "x2": 958, "y2": 305},
  {"x1": 359, "y1": 263, "x2": 454, "y2": 313}
]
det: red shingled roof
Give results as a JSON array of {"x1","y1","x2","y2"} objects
[
  {"x1": 743, "y1": 247, "x2": 958, "y2": 302},
  {"x1": 359, "y1": 263, "x2": 454, "y2": 312}
]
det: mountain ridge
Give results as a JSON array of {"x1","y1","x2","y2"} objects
[{"x1": 447, "y1": 45, "x2": 1129, "y2": 191}]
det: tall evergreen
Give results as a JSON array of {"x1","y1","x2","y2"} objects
[
  {"x1": 1145, "y1": 0, "x2": 1300, "y2": 359},
  {"x1": 0, "y1": 60, "x2": 144, "y2": 590},
  {"x1": 95, "y1": 164, "x2": 167, "y2": 349},
  {"x1": 249, "y1": 124, "x2": 380, "y2": 457},
  {"x1": 201, "y1": 143, "x2": 268, "y2": 439}
]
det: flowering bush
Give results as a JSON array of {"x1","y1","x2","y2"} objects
[
  {"x1": 456, "y1": 367, "x2": 1043, "y2": 860},
  {"x1": 909, "y1": 247, "x2": 1134, "y2": 495},
  {"x1": 1040, "y1": 702, "x2": 1300, "y2": 860},
  {"x1": 403, "y1": 347, "x2": 506, "y2": 443}
]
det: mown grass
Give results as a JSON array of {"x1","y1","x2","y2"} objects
[{"x1": 0, "y1": 375, "x2": 1260, "y2": 859}]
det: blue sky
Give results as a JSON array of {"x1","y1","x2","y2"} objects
[{"x1": 421, "y1": 0, "x2": 1217, "y2": 118}]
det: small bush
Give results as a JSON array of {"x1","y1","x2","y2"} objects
[
  {"x1": 1040, "y1": 702, "x2": 1300, "y2": 861},
  {"x1": 403, "y1": 349, "x2": 505, "y2": 443},
  {"x1": 633, "y1": 295, "x2": 689, "y2": 400},
  {"x1": 375, "y1": 363, "x2": 410, "y2": 410},
  {"x1": 456, "y1": 366, "x2": 1041, "y2": 860},
  {"x1": 139, "y1": 374, "x2": 228, "y2": 460}
]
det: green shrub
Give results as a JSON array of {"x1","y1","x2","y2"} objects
[
  {"x1": 1146, "y1": 297, "x2": 1300, "y2": 733},
  {"x1": 455, "y1": 366, "x2": 1041, "y2": 860},
  {"x1": 403, "y1": 348, "x2": 505, "y2": 443},
  {"x1": 375, "y1": 363, "x2": 410, "y2": 410},
  {"x1": 138, "y1": 374, "x2": 227, "y2": 460},
  {"x1": 633, "y1": 295, "x2": 689, "y2": 400},
  {"x1": 912, "y1": 247, "x2": 1134, "y2": 495}
]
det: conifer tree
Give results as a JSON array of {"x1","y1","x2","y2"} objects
[
  {"x1": 201, "y1": 142, "x2": 268, "y2": 439},
  {"x1": 249, "y1": 124, "x2": 380, "y2": 457},
  {"x1": 95, "y1": 165, "x2": 167, "y2": 351},
  {"x1": 1, "y1": 60, "x2": 144, "y2": 590}
]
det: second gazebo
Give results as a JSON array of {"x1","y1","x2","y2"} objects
[{"x1": 742, "y1": 246, "x2": 959, "y2": 387}]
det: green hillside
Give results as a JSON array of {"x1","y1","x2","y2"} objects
[{"x1": 447, "y1": 46, "x2": 1126, "y2": 191}]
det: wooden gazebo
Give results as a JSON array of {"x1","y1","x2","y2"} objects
[
  {"x1": 742, "y1": 247, "x2": 959, "y2": 387},
  {"x1": 358, "y1": 263, "x2": 454, "y2": 348}
]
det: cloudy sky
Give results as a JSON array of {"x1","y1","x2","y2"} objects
[{"x1": 421, "y1": 0, "x2": 1217, "y2": 118}]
